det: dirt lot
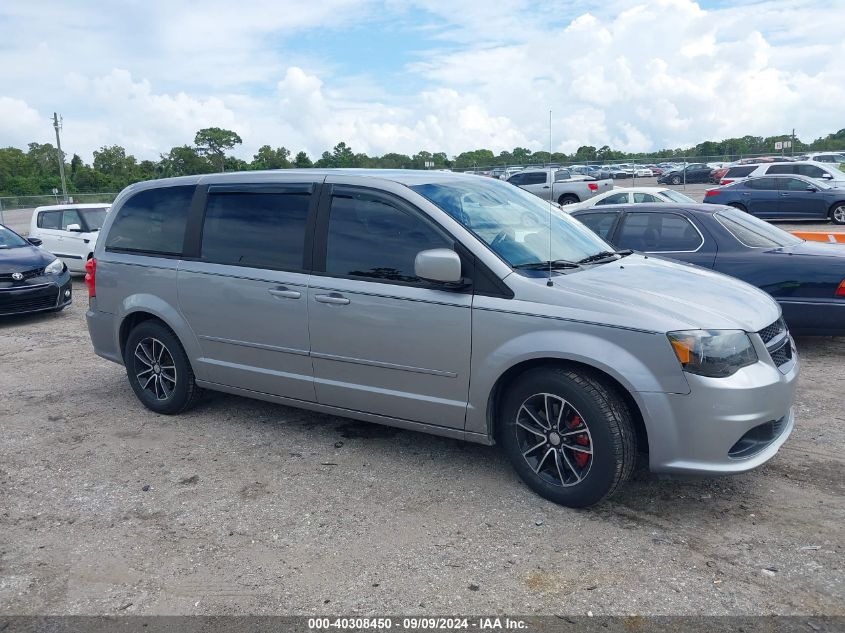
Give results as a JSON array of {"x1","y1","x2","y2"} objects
[{"x1": 0, "y1": 279, "x2": 843, "y2": 616}]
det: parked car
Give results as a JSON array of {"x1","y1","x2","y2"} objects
[
  {"x1": 719, "y1": 164, "x2": 762, "y2": 186},
  {"x1": 802, "y1": 152, "x2": 845, "y2": 164},
  {"x1": 607, "y1": 165, "x2": 632, "y2": 179},
  {"x1": 657, "y1": 164, "x2": 713, "y2": 185},
  {"x1": 566, "y1": 187, "x2": 697, "y2": 211},
  {"x1": 703, "y1": 175, "x2": 845, "y2": 224},
  {"x1": 586, "y1": 165, "x2": 613, "y2": 179},
  {"x1": 85, "y1": 170, "x2": 796, "y2": 508},
  {"x1": 710, "y1": 165, "x2": 736, "y2": 184},
  {"x1": 0, "y1": 224, "x2": 72, "y2": 316},
  {"x1": 572, "y1": 203, "x2": 845, "y2": 335},
  {"x1": 739, "y1": 161, "x2": 845, "y2": 187},
  {"x1": 29, "y1": 203, "x2": 110, "y2": 272},
  {"x1": 501, "y1": 166, "x2": 523, "y2": 180},
  {"x1": 507, "y1": 168, "x2": 613, "y2": 205},
  {"x1": 632, "y1": 167, "x2": 653, "y2": 177}
]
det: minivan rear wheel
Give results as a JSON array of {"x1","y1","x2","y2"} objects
[
  {"x1": 124, "y1": 320, "x2": 201, "y2": 415},
  {"x1": 499, "y1": 367, "x2": 635, "y2": 507}
]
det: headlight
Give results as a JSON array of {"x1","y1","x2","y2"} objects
[
  {"x1": 44, "y1": 258, "x2": 65, "y2": 275},
  {"x1": 667, "y1": 330, "x2": 757, "y2": 378}
]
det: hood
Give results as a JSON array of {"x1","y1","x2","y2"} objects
[
  {"x1": 511, "y1": 254, "x2": 780, "y2": 333},
  {"x1": 0, "y1": 245, "x2": 55, "y2": 273}
]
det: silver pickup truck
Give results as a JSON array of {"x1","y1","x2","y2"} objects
[{"x1": 507, "y1": 168, "x2": 614, "y2": 206}]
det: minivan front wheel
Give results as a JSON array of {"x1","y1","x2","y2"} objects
[
  {"x1": 830, "y1": 203, "x2": 845, "y2": 225},
  {"x1": 124, "y1": 320, "x2": 201, "y2": 415},
  {"x1": 499, "y1": 367, "x2": 635, "y2": 507}
]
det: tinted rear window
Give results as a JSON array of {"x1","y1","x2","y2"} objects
[
  {"x1": 105, "y1": 186, "x2": 195, "y2": 255},
  {"x1": 38, "y1": 211, "x2": 61, "y2": 229},
  {"x1": 725, "y1": 166, "x2": 756, "y2": 178},
  {"x1": 201, "y1": 191, "x2": 310, "y2": 270}
]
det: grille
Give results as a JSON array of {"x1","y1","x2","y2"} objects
[
  {"x1": 771, "y1": 341, "x2": 793, "y2": 366},
  {"x1": 0, "y1": 291, "x2": 58, "y2": 315},
  {"x1": 758, "y1": 317, "x2": 786, "y2": 344},
  {"x1": 0, "y1": 267, "x2": 43, "y2": 282}
]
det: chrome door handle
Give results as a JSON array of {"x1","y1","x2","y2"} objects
[
  {"x1": 315, "y1": 293, "x2": 350, "y2": 305},
  {"x1": 268, "y1": 287, "x2": 301, "y2": 299}
]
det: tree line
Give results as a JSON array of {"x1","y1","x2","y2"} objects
[{"x1": 1, "y1": 126, "x2": 843, "y2": 197}]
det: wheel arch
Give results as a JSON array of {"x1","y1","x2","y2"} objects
[
  {"x1": 558, "y1": 193, "x2": 580, "y2": 204},
  {"x1": 485, "y1": 357, "x2": 649, "y2": 456},
  {"x1": 828, "y1": 200, "x2": 845, "y2": 215},
  {"x1": 115, "y1": 296, "x2": 202, "y2": 370}
]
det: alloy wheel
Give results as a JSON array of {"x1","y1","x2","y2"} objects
[
  {"x1": 515, "y1": 392, "x2": 593, "y2": 487},
  {"x1": 833, "y1": 205, "x2": 845, "y2": 224},
  {"x1": 133, "y1": 337, "x2": 177, "y2": 401}
]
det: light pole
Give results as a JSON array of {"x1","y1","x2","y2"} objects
[{"x1": 53, "y1": 113, "x2": 68, "y2": 203}]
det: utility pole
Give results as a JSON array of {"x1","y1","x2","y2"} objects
[
  {"x1": 53, "y1": 113, "x2": 68, "y2": 203},
  {"x1": 792, "y1": 128, "x2": 796, "y2": 157}
]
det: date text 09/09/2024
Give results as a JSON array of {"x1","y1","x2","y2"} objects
[{"x1": 307, "y1": 617, "x2": 528, "y2": 630}]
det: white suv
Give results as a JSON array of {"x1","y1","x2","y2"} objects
[
  {"x1": 29, "y1": 204, "x2": 110, "y2": 272},
  {"x1": 740, "y1": 161, "x2": 845, "y2": 186}
]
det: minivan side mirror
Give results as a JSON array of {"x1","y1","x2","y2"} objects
[
  {"x1": 27, "y1": 237, "x2": 43, "y2": 246},
  {"x1": 66, "y1": 223, "x2": 82, "y2": 232},
  {"x1": 415, "y1": 249, "x2": 463, "y2": 284},
  {"x1": 806, "y1": 186, "x2": 818, "y2": 192},
  {"x1": 821, "y1": 173, "x2": 833, "y2": 180}
]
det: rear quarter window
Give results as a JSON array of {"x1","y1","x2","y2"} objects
[
  {"x1": 725, "y1": 166, "x2": 756, "y2": 178},
  {"x1": 105, "y1": 186, "x2": 195, "y2": 255}
]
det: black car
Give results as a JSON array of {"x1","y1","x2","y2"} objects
[
  {"x1": 571, "y1": 204, "x2": 845, "y2": 335},
  {"x1": 656, "y1": 163, "x2": 713, "y2": 185},
  {"x1": 0, "y1": 224, "x2": 72, "y2": 317},
  {"x1": 703, "y1": 174, "x2": 845, "y2": 225}
]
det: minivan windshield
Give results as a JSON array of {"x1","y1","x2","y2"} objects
[
  {"x1": 0, "y1": 225, "x2": 29, "y2": 249},
  {"x1": 80, "y1": 207, "x2": 109, "y2": 231},
  {"x1": 410, "y1": 178, "x2": 614, "y2": 270}
]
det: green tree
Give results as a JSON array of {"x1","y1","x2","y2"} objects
[
  {"x1": 251, "y1": 145, "x2": 291, "y2": 170},
  {"x1": 159, "y1": 145, "x2": 213, "y2": 177},
  {"x1": 293, "y1": 151, "x2": 312, "y2": 168},
  {"x1": 332, "y1": 142, "x2": 356, "y2": 167},
  {"x1": 194, "y1": 127, "x2": 243, "y2": 172},
  {"x1": 92, "y1": 145, "x2": 138, "y2": 189}
]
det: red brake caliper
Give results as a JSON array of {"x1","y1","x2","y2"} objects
[{"x1": 568, "y1": 415, "x2": 590, "y2": 468}]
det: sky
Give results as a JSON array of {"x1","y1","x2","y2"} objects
[{"x1": 0, "y1": 0, "x2": 843, "y2": 163}]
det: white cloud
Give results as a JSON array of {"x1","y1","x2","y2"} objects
[{"x1": 0, "y1": 0, "x2": 843, "y2": 164}]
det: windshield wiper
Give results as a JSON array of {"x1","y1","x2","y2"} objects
[
  {"x1": 513, "y1": 259, "x2": 582, "y2": 270},
  {"x1": 576, "y1": 249, "x2": 633, "y2": 265}
]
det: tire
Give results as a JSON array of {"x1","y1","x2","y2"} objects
[
  {"x1": 671, "y1": 176, "x2": 681, "y2": 185},
  {"x1": 728, "y1": 203, "x2": 747, "y2": 213},
  {"x1": 558, "y1": 194, "x2": 579, "y2": 206},
  {"x1": 123, "y1": 320, "x2": 202, "y2": 415},
  {"x1": 830, "y1": 203, "x2": 845, "y2": 225},
  {"x1": 498, "y1": 366, "x2": 636, "y2": 508}
]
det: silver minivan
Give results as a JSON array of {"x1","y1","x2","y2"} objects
[{"x1": 85, "y1": 170, "x2": 798, "y2": 507}]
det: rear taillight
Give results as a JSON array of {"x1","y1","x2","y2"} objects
[
  {"x1": 588, "y1": 182, "x2": 598, "y2": 191},
  {"x1": 85, "y1": 257, "x2": 96, "y2": 297},
  {"x1": 705, "y1": 190, "x2": 719, "y2": 197},
  {"x1": 836, "y1": 280, "x2": 845, "y2": 297}
]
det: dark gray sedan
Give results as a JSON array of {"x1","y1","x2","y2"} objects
[{"x1": 703, "y1": 174, "x2": 845, "y2": 225}]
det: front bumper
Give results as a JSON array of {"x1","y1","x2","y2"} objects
[
  {"x1": 638, "y1": 337, "x2": 798, "y2": 475},
  {"x1": 0, "y1": 272, "x2": 72, "y2": 317}
]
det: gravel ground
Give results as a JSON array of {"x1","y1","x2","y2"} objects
[{"x1": 0, "y1": 279, "x2": 843, "y2": 616}]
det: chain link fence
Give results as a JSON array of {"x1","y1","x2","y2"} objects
[{"x1": 451, "y1": 149, "x2": 845, "y2": 174}]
